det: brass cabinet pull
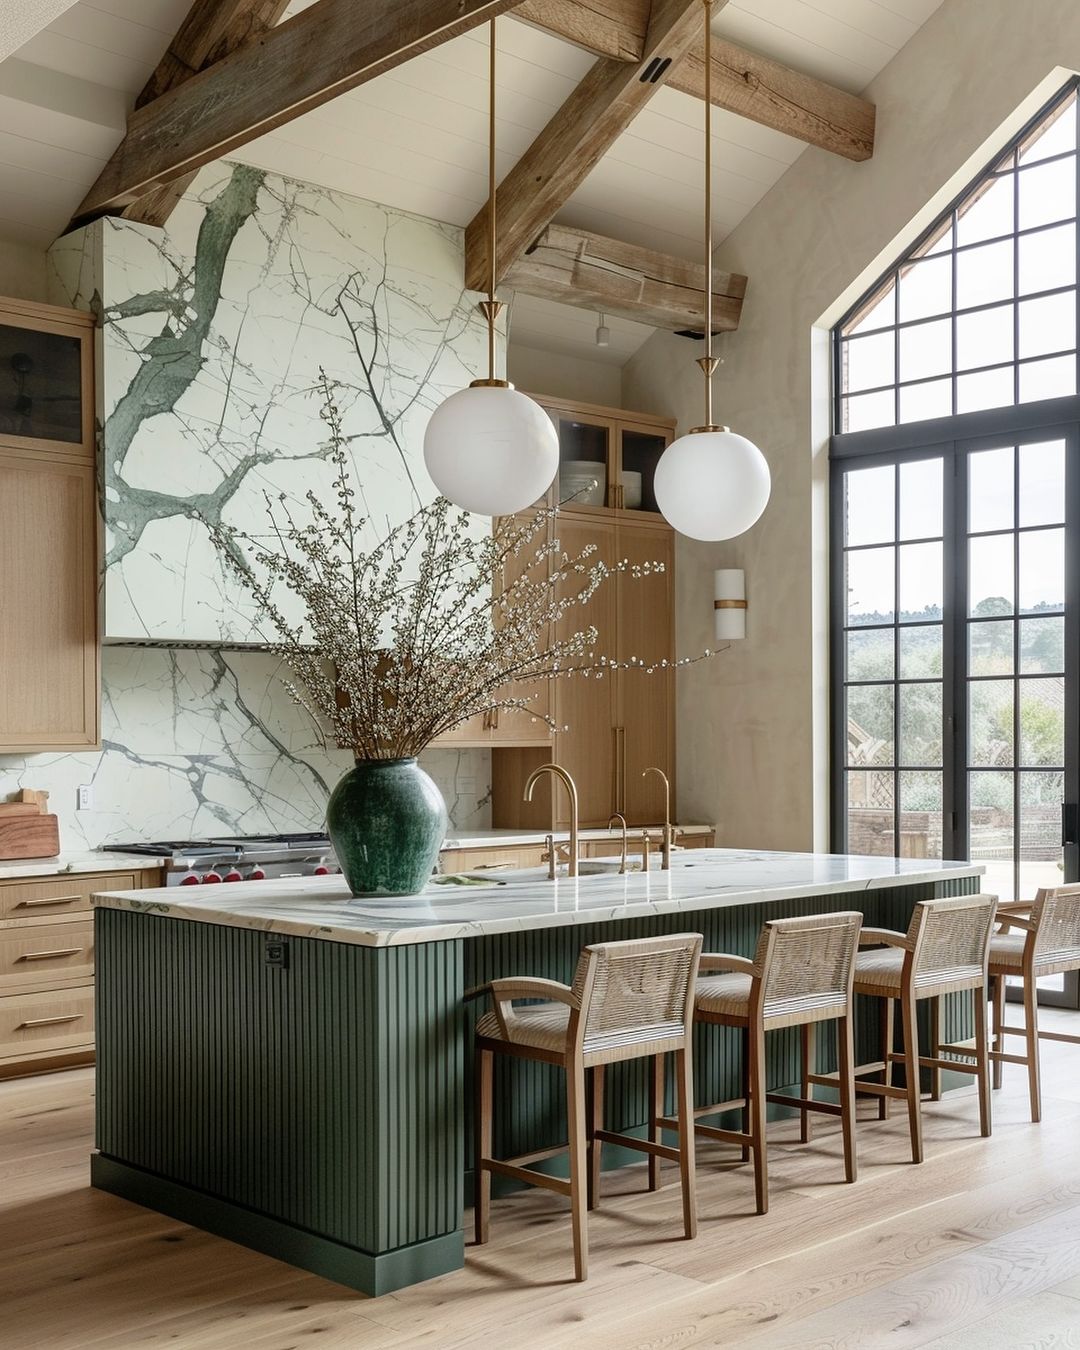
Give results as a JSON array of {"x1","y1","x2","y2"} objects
[
  {"x1": 18, "y1": 1014, "x2": 84, "y2": 1028},
  {"x1": 16, "y1": 895, "x2": 82, "y2": 908},
  {"x1": 18, "y1": 948, "x2": 84, "y2": 962},
  {"x1": 614, "y1": 726, "x2": 627, "y2": 814}
]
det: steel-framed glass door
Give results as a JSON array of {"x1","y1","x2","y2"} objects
[
  {"x1": 831, "y1": 417, "x2": 1080, "y2": 1008},
  {"x1": 956, "y1": 424, "x2": 1080, "y2": 1004}
]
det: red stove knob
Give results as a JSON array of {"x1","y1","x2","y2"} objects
[
  {"x1": 313, "y1": 865, "x2": 330, "y2": 876},
  {"x1": 179, "y1": 873, "x2": 201, "y2": 886},
  {"x1": 223, "y1": 869, "x2": 243, "y2": 883},
  {"x1": 248, "y1": 868, "x2": 266, "y2": 881},
  {"x1": 202, "y1": 871, "x2": 222, "y2": 884}
]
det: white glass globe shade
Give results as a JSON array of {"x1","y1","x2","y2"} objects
[
  {"x1": 654, "y1": 428, "x2": 770, "y2": 542},
  {"x1": 423, "y1": 384, "x2": 559, "y2": 516}
]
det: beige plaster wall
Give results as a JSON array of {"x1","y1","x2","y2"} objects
[
  {"x1": 509, "y1": 342, "x2": 625, "y2": 407},
  {"x1": 0, "y1": 238, "x2": 48, "y2": 303},
  {"x1": 623, "y1": 0, "x2": 1080, "y2": 850}
]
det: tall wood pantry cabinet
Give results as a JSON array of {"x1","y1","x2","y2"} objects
[
  {"x1": 0, "y1": 297, "x2": 99, "y2": 752},
  {"x1": 490, "y1": 395, "x2": 677, "y2": 830}
]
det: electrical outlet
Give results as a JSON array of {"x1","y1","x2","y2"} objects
[{"x1": 77, "y1": 784, "x2": 94, "y2": 811}]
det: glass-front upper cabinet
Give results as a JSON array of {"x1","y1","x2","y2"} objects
[
  {"x1": 530, "y1": 395, "x2": 676, "y2": 516},
  {"x1": 0, "y1": 300, "x2": 95, "y2": 459}
]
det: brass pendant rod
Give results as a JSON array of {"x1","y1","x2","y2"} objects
[
  {"x1": 702, "y1": 0, "x2": 713, "y2": 428},
  {"x1": 487, "y1": 16, "x2": 497, "y2": 380}
]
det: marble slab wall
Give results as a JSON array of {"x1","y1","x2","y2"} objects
[
  {"x1": 0, "y1": 648, "x2": 491, "y2": 849},
  {"x1": 3, "y1": 165, "x2": 496, "y2": 846},
  {"x1": 48, "y1": 161, "x2": 494, "y2": 644}
]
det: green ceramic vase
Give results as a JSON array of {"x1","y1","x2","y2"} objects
[{"x1": 326, "y1": 757, "x2": 448, "y2": 898}]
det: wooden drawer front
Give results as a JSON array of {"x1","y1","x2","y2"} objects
[
  {"x1": 441, "y1": 846, "x2": 548, "y2": 872},
  {"x1": 0, "y1": 986, "x2": 94, "y2": 1060},
  {"x1": 0, "y1": 870, "x2": 138, "y2": 921},
  {"x1": 0, "y1": 920, "x2": 94, "y2": 992}
]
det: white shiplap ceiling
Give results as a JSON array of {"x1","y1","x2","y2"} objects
[{"x1": 0, "y1": 0, "x2": 945, "y2": 361}]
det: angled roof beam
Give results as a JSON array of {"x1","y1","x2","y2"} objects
[
  {"x1": 514, "y1": 0, "x2": 875, "y2": 160},
  {"x1": 465, "y1": 0, "x2": 715, "y2": 293},
  {"x1": 70, "y1": 0, "x2": 524, "y2": 228},
  {"x1": 122, "y1": 0, "x2": 293, "y2": 228}
]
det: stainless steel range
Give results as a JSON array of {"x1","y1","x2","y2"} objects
[{"x1": 101, "y1": 833, "x2": 339, "y2": 886}]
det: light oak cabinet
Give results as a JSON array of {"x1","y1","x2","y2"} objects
[
  {"x1": 491, "y1": 480, "x2": 677, "y2": 829},
  {"x1": 0, "y1": 868, "x2": 162, "y2": 1079},
  {"x1": 0, "y1": 297, "x2": 99, "y2": 753}
]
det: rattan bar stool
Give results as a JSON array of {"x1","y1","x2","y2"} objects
[
  {"x1": 470, "y1": 932, "x2": 703, "y2": 1282},
  {"x1": 988, "y1": 883, "x2": 1080, "y2": 1123},
  {"x1": 838, "y1": 894, "x2": 997, "y2": 1164},
  {"x1": 659, "y1": 912, "x2": 863, "y2": 1216}
]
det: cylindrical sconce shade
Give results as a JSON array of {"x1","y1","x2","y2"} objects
[{"x1": 714, "y1": 568, "x2": 746, "y2": 641}]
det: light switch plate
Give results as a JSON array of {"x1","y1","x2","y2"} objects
[{"x1": 77, "y1": 784, "x2": 93, "y2": 811}]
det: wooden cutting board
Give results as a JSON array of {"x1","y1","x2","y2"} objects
[{"x1": 0, "y1": 813, "x2": 60, "y2": 860}]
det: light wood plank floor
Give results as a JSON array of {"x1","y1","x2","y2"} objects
[{"x1": 5, "y1": 1011, "x2": 1080, "y2": 1349}]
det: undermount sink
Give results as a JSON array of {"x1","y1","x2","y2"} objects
[{"x1": 451, "y1": 856, "x2": 660, "y2": 885}]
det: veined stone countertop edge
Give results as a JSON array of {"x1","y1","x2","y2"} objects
[
  {"x1": 92, "y1": 849, "x2": 986, "y2": 950},
  {"x1": 0, "y1": 851, "x2": 170, "y2": 882}
]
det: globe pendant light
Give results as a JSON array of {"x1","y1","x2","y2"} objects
[
  {"x1": 423, "y1": 18, "x2": 558, "y2": 516},
  {"x1": 653, "y1": 0, "x2": 770, "y2": 542}
]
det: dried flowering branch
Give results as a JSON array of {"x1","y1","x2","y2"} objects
[{"x1": 210, "y1": 372, "x2": 714, "y2": 760}]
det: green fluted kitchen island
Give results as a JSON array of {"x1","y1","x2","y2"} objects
[{"x1": 90, "y1": 848, "x2": 982, "y2": 1296}]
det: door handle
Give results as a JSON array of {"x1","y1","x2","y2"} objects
[
  {"x1": 1063, "y1": 803, "x2": 1079, "y2": 847},
  {"x1": 18, "y1": 1014, "x2": 84, "y2": 1028},
  {"x1": 16, "y1": 895, "x2": 81, "y2": 908},
  {"x1": 18, "y1": 948, "x2": 84, "y2": 961}
]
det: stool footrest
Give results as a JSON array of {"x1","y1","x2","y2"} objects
[
  {"x1": 917, "y1": 1054, "x2": 977, "y2": 1074},
  {"x1": 482, "y1": 1157, "x2": 572, "y2": 1197},
  {"x1": 594, "y1": 1128, "x2": 680, "y2": 1163},
  {"x1": 1038, "y1": 1028, "x2": 1080, "y2": 1045},
  {"x1": 766, "y1": 1092, "x2": 841, "y2": 1117},
  {"x1": 988, "y1": 1050, "x2": 1030, "y2": 1066},
  {"x1": 692, "y1": 1121, "x2": 750, "y2": 1148}
]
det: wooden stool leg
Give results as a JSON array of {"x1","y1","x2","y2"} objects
[
  {"x1": 749, "y1": 1019, "x2": 769, "y2": 1214},
  {"x1": 880, "y1": 997, "x2": 894, "y2": 1120},
  {"x1": 992, "y1": 974, "x2": 1005, "y2": 1091},
  {"x1": 740, "y1": 1026, "x2": 751, "y2": 1162},
  {"x1": 973, "y1": 983, "x2": 992, "y2": 1138},
  {"x1": 675, "y1": 1047, "x2": 697, "y2": 1240},
  {"x1": 929, "y1": 996, "x2": 942, "y2": 1102},
  {"x1": 566, "y1": 1059, "x2": 589, "y2": 1282},
  {"x1": 901, "y1": 988, "x2": 924, "y2": 1164},
  {"x1": 1022, "y1": 972, "x2": 1042, "y2": 1124},
  {"x1": 837, "y1": 1014, "x2": 858, "y2": 1184},
  {"x1": 800, "y1": 1022, "x2": 814, "y2": 1144},
  {"x1": 648, "y1": 1053, "x2": 664, "y2": 1192},
  {"x1": 475, "y1": 1047, "x2": 493, "y2": 1245},
  {"x1": 588, "y1": 1065, "x2": 605, "y2": 1211}
]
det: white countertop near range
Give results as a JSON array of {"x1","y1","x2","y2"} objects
[
  {"x1": 92, "y1": 848, "x2": 984, "y2": 949},
  {"x1": 0, "y1": 850, "x2": 170, "y2": 881}
]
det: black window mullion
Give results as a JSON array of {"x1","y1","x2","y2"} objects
[
  {"x1": 942, "y1": 443, "x2": 959, "y2": 859},
  {"x1": 1013, "y1": 442, "x2": 1022, "y2": 900}
]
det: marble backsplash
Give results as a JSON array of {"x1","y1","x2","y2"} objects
[{"x1": 0, "y1": 647, "x2": 490, "y2": 849}]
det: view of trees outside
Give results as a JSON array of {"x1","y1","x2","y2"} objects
[{"x1": 842, "y1": 446, "x2": 1067, "y2": 902}]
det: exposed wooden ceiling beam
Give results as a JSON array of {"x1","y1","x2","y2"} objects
[
  {"x1": 513, "y1": 0, "x2": 649, "y2": 61},
  {"x1": 464, "y1": 0, "x2": 714, "y2": 294},
  {"x1": 71, "y1": 0, "x2": 523, "y2": 227},
  {"x1": 513, "y1": 0, "x2": 875, "y2": 161},
  {"x1": 668, "y1": 38, "x2": 875, "y2": 162},
  {"x1": 504, "y1": 222, "x2": 745, "y2": 331},
  {"x1": 122, "y1": 0, "x2": 292, "y2": 228}
]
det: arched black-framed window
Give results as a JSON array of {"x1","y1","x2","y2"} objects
[{"x1": 830, "y1": 82, "x2": 1080, "y2": 995}]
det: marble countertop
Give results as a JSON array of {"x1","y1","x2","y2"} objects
[
  {"x1": 92, "y1": 848, "x2": 984, "y2": 949},
  {"x1": 0, "y1": 850, "x2": 169, "y2": 881},
  {"x1": 442, "y1": 825, "x2": 713, "y2": 848}
]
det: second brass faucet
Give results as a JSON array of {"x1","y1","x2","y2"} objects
[
  {"x1": 525, "y1": 763, "x2": 580, "y2": 878},
  {"x1": 643, "y1": 766, "x2": 674, "y2": 870}
]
